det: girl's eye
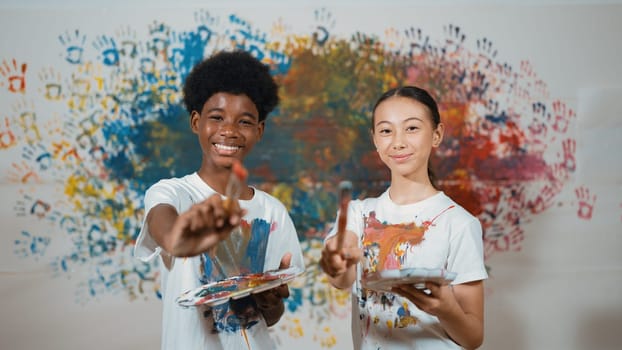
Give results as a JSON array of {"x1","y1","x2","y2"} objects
[
  {"x1": 406, "y1": 125, "x2": 419, "y2": 131},
  {"x1": 378, "y1": 128, "x2": 392, "y2": 135}
]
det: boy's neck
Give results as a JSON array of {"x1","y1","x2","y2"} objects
[{"x1": 196, "y1": 168, "x2": 254, "y2": 200}]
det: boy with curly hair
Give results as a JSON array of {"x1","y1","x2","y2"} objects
[{"x1": 135, "y1": 50, "x2": 304, "y2": 349}]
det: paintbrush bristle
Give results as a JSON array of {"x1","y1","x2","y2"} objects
[
  {"x1": 336, "y1": 180, "x2": 352, "y2": 251},
  {"x1": 232, "y1": 159, "x2": 248, "y2": 182},
  {"x1": 338, "y1": 180, "x2": 353, "y2": 192}
]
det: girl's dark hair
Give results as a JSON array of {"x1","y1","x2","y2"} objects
[
  {"x1": 371, "y1": 86, "x2": 442, "y2": 187},
  {"x1": 371, "y1": 86, "x2": 441, "y2": 128},
  {"x1": 182, "y1": 50, "x2": 279, "y2": 122}
]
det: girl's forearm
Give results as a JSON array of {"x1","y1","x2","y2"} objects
[{"x1": 439, "y1": 311, "x2": 484, "y2": 349}]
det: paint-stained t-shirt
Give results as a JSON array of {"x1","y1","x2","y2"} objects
[
  {"x1": 327, "y1": 190, "x2": 487, "y2": 350},
  {"x1": 134, "y1": 172, "x2": 305, "y2": 350}
]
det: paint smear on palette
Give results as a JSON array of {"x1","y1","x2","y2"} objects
[
  {"x1": 3, "y1": 6, "x2": 575, "y2": 336},
  {"x1": 176, "y1": 267, "x2": 304, "y2": 307}
]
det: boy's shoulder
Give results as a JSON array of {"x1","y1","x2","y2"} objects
[
  {"x1": 250, "y1": 188, "x2": 289, "y2": 211},
  {"x1": 149, "y1": 173, "x2": 192, "y2": 186},
  {"x1": 146, "y1": 173, "x2": 204, "y2": 194}
]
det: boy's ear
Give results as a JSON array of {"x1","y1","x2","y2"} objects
[
  {"x1": 190, "y1": 111, "x2": 200, "y2": 134},
  {"x1": 257, "y1": 120, "x2": 265, "y2": 139}
]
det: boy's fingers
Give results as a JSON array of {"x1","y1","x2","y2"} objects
[{"x1": 279, "y1": 252, "x2": 292, "y2": 269}]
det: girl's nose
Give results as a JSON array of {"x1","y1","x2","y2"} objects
[{"x1": 392, "y1": 133, "x2": 406, "y2": 150}]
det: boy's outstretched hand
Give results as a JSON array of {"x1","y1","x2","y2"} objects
[
  {"x1": 319, "y1": 231, "x2": 362, "y2": 289},
  {"x1": 148, "y1": 193, "x2": 246, "y2": 258},
  {"x1": 174, "y1": 193, "x2": 247, "y2": 256}
]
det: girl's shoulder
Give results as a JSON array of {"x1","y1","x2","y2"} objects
[
  {"x1": 348, "y1": 191, "x2": 387, "y2": 213},
  {"x1": 434, "y1": 192, "x2": 481, "y2": 225}
]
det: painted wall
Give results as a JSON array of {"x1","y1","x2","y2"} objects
[{"x1": 1, "y1": 1, "x2": 621, "y2": 349}]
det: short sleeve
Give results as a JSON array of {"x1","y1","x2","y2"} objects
[
  {"x1": 133, "y1": 181, "x2": 181, "y2": 262},
  {"x1": 447, "y1": 216, "x2": 488, "y2": 284}
]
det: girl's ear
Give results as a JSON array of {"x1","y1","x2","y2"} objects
[
  {"x1": 190, "y1": 110, "x2": 200, "y2": 134},
  {"x1": 370, "y1": 128, "x2": 378, "y2": 150},
  {"x1": 432, "y1": 123, "x2": 444, "y2": 148}
]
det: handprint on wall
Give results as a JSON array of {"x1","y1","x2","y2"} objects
[
  {"x1": 0, "y1": 58, "x2": 28, "y2": 93},
  {"x1": 575, "y1": 186, "x2": 597, "y2": 220}
]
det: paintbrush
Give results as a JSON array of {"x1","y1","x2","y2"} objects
[
  {"x1": 211, "y1": 159, "x2": 248, "y2": 277},
  {"x1": 224, "y1": 159, "x2": 249, "y2": 212},
  {"x1": 335, "y1": 180, "x2": 353, "y2": 252}
]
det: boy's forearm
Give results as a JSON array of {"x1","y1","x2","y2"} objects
[{"x1": 147, "y1": 204, "x2": 180, "y2": 254}]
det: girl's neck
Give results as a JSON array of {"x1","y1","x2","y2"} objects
[{"x1": 388, "y1": 175, "x2": 438, "y2": 205}]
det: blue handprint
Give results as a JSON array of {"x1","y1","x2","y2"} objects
[
  {"x1": 58, "y1": 29, "x2": 86, "y2": 65},
  {"x1": 93, "y1": 35, "x2": 120, "y2": 66}
]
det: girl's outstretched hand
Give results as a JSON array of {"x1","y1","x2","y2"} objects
[{"x1": 319, "y1": 231, "x2": 362, "y2": 289}]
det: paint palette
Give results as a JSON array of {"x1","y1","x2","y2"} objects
[
  {"x1": 362, "y1": 268, "x2": 457, "y2": 293},
  {"x1": 176, "y1": 266, "x2": 304, "y2": 308}
]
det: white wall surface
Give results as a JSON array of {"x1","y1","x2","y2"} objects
[{"x1": 1, "y1": 1, "x2": 620, "y2": 350}]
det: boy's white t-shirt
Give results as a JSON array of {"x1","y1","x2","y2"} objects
[
  {"x1": 134, "y1": 173, "x2": 305, "y2": 350},
  {"x1": 328, "y1": 190, "x2": 487, "y2": 350}
]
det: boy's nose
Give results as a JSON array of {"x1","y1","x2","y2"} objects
[{"x1": 219, "y1": 121, "x2": 238, "y2": 135}]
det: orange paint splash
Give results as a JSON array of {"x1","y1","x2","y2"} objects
[{"x1": 362, "y1": 205, "x2": 455, "y2": 271}]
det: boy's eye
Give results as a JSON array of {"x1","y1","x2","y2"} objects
[
  {"x1": 208, "y1": 115, "x2": 223, "y2": 121},
  {"x1": 239, "y1": 119, "x2": 256, "y2": 126}
]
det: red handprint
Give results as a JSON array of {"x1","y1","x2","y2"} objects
[
  {"x1": 551, "y1": 100, "x2": 575, "y2": 134},
  {"x1": 560, "y1": 138, "x2": 576, "y2": 172},
  {"x1": 9, "y1": 161, "x2": 40, "y2": 184},
  {"x1": 0, "y1": 117, "x2": 17, "y2": 149},
  {"x1": 0, "y1": 58, "x2": 28, "y2": 93},
  {"x1": 527, "y1": 183, "x2": 560, "y2": 214},
  {"x1": 575, "y1": 186, "x2": 596, "y2": 220},
  {"x1": 484, "y1": 225, "x2": 524, "y2": 260},
  {"x1": 550, "y1": 162, "x2": 570, "y2": 184}
]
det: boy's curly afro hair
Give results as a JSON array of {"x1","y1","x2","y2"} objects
[{"x1": 182, "y1": 50, "x2": 279, "y2": 122}]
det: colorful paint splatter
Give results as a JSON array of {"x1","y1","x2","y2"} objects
[{"x1": 1, "y1": 7, "x2": 577, "y2": 345}]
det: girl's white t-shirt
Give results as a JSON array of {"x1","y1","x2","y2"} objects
[{"x1": 329, "y1": 190, "x2": 487, "y2": 350}]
